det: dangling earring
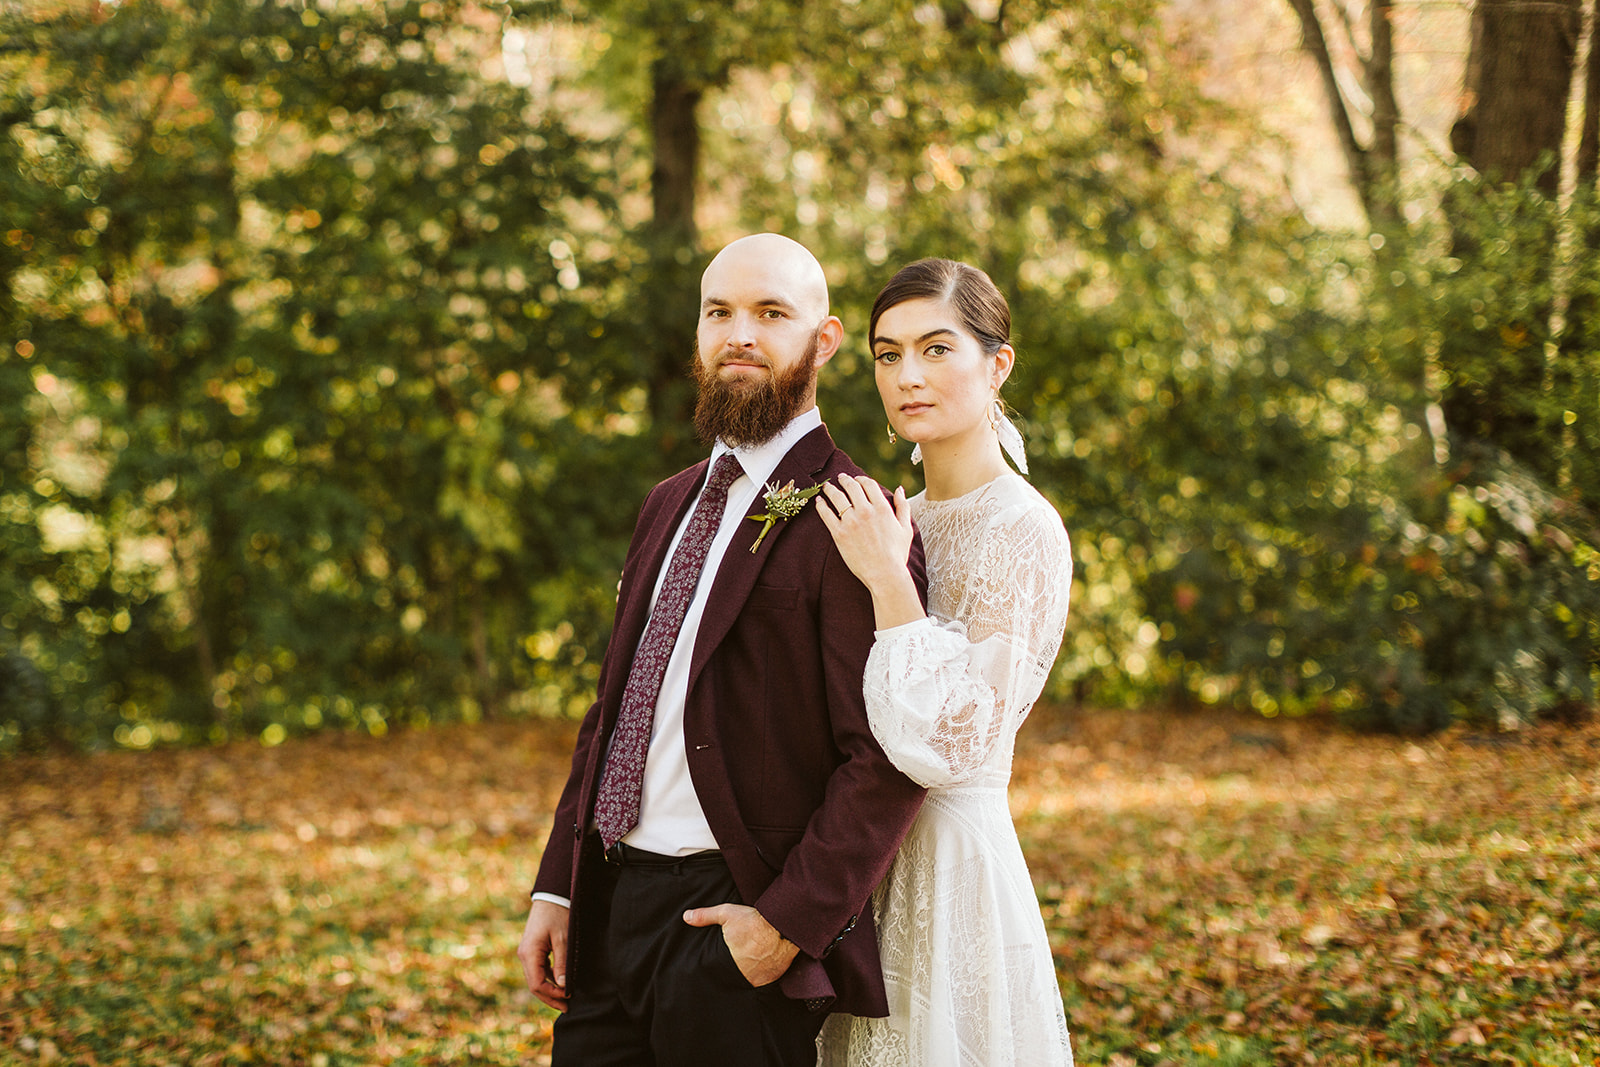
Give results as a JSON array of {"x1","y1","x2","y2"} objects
[
  {"x1": 993, "y1": 397, "x2": 1030, "y2": 475},
  {"x1": 886, "y1": 423, "x2": 897, "y2": 444}
]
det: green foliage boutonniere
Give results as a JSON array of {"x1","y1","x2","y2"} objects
[{"x1": 747, "y1": 479, "x2": 823, "y2": 553}]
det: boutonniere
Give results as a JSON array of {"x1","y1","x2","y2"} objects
[{"x1": 746, "y1": 479, "x2": 823, "y2": 553}]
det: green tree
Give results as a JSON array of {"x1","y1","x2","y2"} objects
[
  {"x1": 1, "y1": 0, "x2": 630, "y2": 746},
  {"x1": 9, "y1": 0, "x2": 1592, "y2": 748},
  {"x1": 1277, "y1": 0, "x2": 1600, "y2": 728}
]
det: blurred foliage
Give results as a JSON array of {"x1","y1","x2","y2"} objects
[
  {"x1": 2, "y1": 0, "x2": 1596, "y2": 749},
  {"x1": 2, "y1": 0, "x2": 640, "y2": 747}
]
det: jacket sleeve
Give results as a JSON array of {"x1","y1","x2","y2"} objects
[
  {"x1": 531, "y1": 693, "x2": 603, "y2": 900},
  {"x1": 530, "y1": 479, "x2": 674, "y2": 900}
]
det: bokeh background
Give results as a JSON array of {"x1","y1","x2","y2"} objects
[{"x1": 3, "y1": 0, "x2": 1598, "y2": 748}]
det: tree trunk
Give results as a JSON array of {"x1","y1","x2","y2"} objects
[
  {"x1": 1560, "y1": 2, "x2": 1600, "y2": 501},
  {"x1": 644, "y1": 56, "x2": 708, "y2": 468},
  {"x1": 470, "y1": 597, "x2": 498, "y2": 718},
  {"x1": 1366, "y1": 0, "x2": 1401, "y2": 231},
  {"x1": 1452, "y1": 0, "x2": 1582, "y2": 193},
  {"x1": 1283, "y1": 0, "x2": 1402, "y2": 235},
  {"x1": 1443, "y1": 0, "x2": 1585, "y2": 493},
  {"x1": 650, "y1": 59, "x2": 702, "y2": 250},
  {"x1": 1577, "y1": 0, "x2": 1600, "y2": 186}
]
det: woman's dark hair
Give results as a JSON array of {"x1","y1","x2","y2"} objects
[{"x1": 868, "y1": 258, "x2": 1011, "y2": 356}]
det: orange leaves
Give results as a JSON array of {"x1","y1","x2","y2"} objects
[
  {"x1": 1, "y1": 719, "x2": 576, "y2": 1065},
  {"x1": 1015, "y1": 705, "x2": 1600, "y2": 1064},
  {"x1": 3, "y1": 707, "x2": 1600, "y2": 1063}
]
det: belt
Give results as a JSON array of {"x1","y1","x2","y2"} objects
[{"x1": 600, "y1": 839, "x2": 723, "y2": 867}]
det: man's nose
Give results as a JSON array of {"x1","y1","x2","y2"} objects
[{"x1": 726, "y1": 312, "x2": 760, "y2": 348}]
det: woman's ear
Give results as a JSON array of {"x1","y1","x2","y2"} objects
[{"x1": 992, "y1": 343, "x2": 1016, "y2": 390}]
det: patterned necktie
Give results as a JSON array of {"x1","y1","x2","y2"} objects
[{"x1": 594, "y1": 452, "x2": 745, "y2": 849}]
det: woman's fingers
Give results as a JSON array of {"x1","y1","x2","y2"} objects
[
  {"x1": 825, "y1": 474, "x2": 869, "y2": 518},
  {"x1": 852, "y1": 474, "x2": 883, "y2": 509},
  {"x1": 836, "y1": 473, "x2": 883, "y2": 513},
  {"x1": 834, "y1": 473, "x2": 868, "y2": 512},
  {"x1": 815, "y1": 496, "x2": 840, "y2": 534},
  {"x1": 818, "y1": 479, "x2": 853, "y2": 520},
  {"x1": 820, "y1": 477, "x2": 886, "y2": 535},
  {"x1": 823, "y1": 474, "x2": 907, "y2": 534},
  {"x1": 893, "y1": 485, "x2": 913, "y2": 531}
]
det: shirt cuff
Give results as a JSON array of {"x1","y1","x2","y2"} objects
[{"x1": 531, "y1": 892, "x2": 571, "y2": 908}]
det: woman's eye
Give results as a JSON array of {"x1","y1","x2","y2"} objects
[
  {"x1": 873, "y1": 351, "x2": 900, "y2": 364},
  {"x1": 926, "y1": 344, "x2": 949, "y2": 357}
]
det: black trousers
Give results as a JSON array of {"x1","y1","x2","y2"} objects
[{"x1": 552, "y1": 836, "x2": 823, "y2": 1067}]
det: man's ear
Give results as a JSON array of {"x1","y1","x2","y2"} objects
[{"x1": 814, "y1": 316, "x2": 844, "y2": 367}]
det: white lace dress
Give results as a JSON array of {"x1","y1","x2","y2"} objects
[{"x1": 818, "y1": 473, "x2": 1075, "y2": 1067}]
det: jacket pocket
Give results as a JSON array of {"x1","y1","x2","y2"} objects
[{"x1": 746, "y1": 825, "x2": 806, "y2": 872}]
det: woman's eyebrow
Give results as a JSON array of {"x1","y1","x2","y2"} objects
[{"x1": 873, "y1": 327, "x2": 959, "y2": 347}]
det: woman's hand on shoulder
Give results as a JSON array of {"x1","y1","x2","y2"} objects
[{"x1": 816, "y1": 473, "x2": 914, "y2": 592}]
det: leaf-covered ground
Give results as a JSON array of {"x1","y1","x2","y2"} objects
[{"x1": 3, "y1": 708, "x2": 1597, "y2": 1065}]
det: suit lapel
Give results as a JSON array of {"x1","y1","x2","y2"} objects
[{"x1": 687, "y1": 426, "x2": 836, "y2": 691}]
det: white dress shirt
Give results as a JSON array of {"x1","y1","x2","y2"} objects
[{"x1": 534, "y1": 407, "x2": 824, "y2": 906}]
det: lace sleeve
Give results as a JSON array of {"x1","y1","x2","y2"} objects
[{"x1": 863, "y1": 499, "x2": 1072, "y2": 787}]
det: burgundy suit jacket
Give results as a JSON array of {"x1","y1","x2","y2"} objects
[{"x1": 533, "y1": 424, "x2": 927, "y2": 1017}]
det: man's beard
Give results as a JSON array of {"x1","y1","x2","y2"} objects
[{"x1": 692, "y1": 332, "x2": 819, "y2": 448}]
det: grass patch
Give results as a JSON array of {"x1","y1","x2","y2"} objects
[{"x1": 3, "y1": 708, "x2": 1598, "y2": 1064}]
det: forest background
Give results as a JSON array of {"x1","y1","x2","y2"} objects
[{"x1": 3, "y1": 0, "x2": 1600, "y2": 749}]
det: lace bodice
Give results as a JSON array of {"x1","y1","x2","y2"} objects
[{"x1": 864, "y1": 474, "x2": 1073, "y2": 790}]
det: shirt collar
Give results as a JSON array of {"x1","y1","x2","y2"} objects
[{"x1": 710, "y1": 406, "x2": 823, "y2": 490}]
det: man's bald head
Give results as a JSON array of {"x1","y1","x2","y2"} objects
[
  {"x1": 692, "y1": 233, "x2": 844, "y2": 447},
  {"x1": 701, "y1": 233, "x2": 831, "y2": 322}
]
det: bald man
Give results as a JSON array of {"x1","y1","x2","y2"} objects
[{"x1": 517, "y1": 234, "x2": 927, "y2": 1066}]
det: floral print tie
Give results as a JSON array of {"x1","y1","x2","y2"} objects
[{"x1": 594, "y1": 453, "x2": 745, "y2": 849}]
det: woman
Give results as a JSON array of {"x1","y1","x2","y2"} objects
[{"x1": 814, "y1": 259, "x2": 1074, "y2": 1066}]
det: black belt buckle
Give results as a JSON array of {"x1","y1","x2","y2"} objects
[{"x1": 603, "y1": 840, "x2": 668, "y2": 865}]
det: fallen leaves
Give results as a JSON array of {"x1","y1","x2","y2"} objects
[
  {"x1": 1016, "y1": 707, "x2": 1600, "y2": 1064},
  {"x1": 1, "y1": 720, "x2": 576, "y2": 1065},
  {"x1": 1, "y1": 707, "x2": 1598, "y2": 1064}
]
